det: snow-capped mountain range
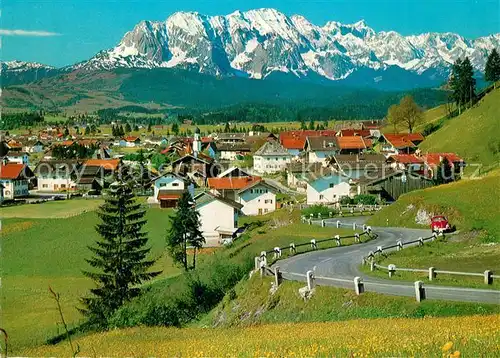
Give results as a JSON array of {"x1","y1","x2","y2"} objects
[{"x1": 4, "y1": 8, "x2": 500, "y2": 85}]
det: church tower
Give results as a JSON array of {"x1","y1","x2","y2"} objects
[{"x1": 193, "y1": 127, "x2": 201, "y2": 157}]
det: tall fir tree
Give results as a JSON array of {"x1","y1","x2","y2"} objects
[
  {"x1": 450, "y1": 57, "x2": 476, "y2": 114},
  {"x1": 166, "y1": 192, "x2": 205, "y2": 270},
  {"x1": 125, "y1": 122, "x2": 132, "y2": 133},
  {"x1": 81, "y1": 180, "x2": 160, "y2": 326},
  {"x1": 485, "y1": 48, "x2": 500, "y2": 88}
]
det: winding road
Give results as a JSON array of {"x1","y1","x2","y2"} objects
[{"x1": 277, "y1": 217, "x2": 500, "y2": 304}]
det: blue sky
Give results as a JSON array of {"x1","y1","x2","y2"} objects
[{"x1": 2, "y1": 0, "x2": 499, "y2": 67}]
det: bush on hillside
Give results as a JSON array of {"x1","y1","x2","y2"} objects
[
  {"x1": 108, "y1": 254, "x2": 251, "y2": 329},
  {"x1": 301, "y1": 205, "x2": 335, "y2": 218},
  {"x1": 353, "y1": 194, "x2": 378, "y2": 205}
]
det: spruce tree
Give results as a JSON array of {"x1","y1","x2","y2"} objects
[
  {"x1": 167, "y1": 192, "x2": 205, "y2": 270},
  {"x1": 125, "y1": 122, "x2": 132, "y2": 133},
  {"x1": 81, "y1": 180, "x2": 161, "y2": 326},
  {"x1": 485, "y1": 48, "x2": 500, "y2": 88}
]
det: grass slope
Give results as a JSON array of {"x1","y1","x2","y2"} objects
[
  {"x1": 419, "y1": 87, "x2": 500, "y2": 171},
  {"x1": 365, "y1": 170, "x2": 500, "y2": 287},
  {"x1": 0, "y1": 198, "x2": 103, "y2": 218},
  {"x1": 1, "y1": 205, "x2": 178, "y2": 353},
  {"x1": 367, "y1": 169, "x2": 500, "y2": 240}
]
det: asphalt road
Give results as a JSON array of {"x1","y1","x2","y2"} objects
[{"x1": 276, "y1": 217, "x2": 500, "y2": 304}]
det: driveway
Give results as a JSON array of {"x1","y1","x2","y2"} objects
[{"x1": 276, "y1": 217, "x2": 500, "y2": 304}]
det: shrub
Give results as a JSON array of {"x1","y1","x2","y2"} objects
[
  {"x1": 340, "y1": 196, "x2": 353, "y2": 205},
  {"x1": 353, "y1": 194, "x2": 378, "y2": 205},
  {"x1": 301, "y1": 205, "x2": 335, "y2": 218}
]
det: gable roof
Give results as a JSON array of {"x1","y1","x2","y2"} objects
[
  {"x1": 306, "y1": 136, "x2": 338, "y2": 151},
  {"x1": 254, "y1": 140, "x2": 291, "y2": 156},
  {"x1": 238, "y1": 179, "x2": 279, "y2": 194},
  {"x1": 336, "y1": 136, "x2": 372, "y2": 150},
  {"x1": 337, "y1": 129, "x2": 372, "y2": 137},
  {"x1": 208, "y1": 176, "x2": 262, "y2": 190},
  {"x1": 123, "y1": 136, "x2": 140, "y2": 142},
  {"x1": 383, "y1": 133, "x2": 424, "y2": 148},
  {"x1": 218, "y1": 166, "x2": 251, "y2": 178},
  {"x1": 84, "y1": 159, "x2": 121, "y2": 171},
  {"x1": 157, "y1": 189, "x2": 186, "y2": 200},
  {"x1": 194, "y1": 191, "x2": 244, "y2": 210},
  {"x1": 0, "y1": 163, "x2": 32, "y2": 180},
  {"x1": 387, "y1": 154, "x2": 424, "y2": 164},
  {"x1": 423, "y1": 153, "x2": 465, "y2": 166}
]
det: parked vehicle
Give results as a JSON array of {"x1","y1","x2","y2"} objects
[{"x1": 430, "y1": 215, "x2": 452, "y2": 233}]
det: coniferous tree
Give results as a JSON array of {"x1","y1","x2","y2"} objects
[
  {"x1": 119, "y1": 125, "x2": 125, "y2": 137},
  {"x1": 485, "y1": 48, "x2": 500, "y2": 88},
  {"x1": 147, "y1": 122, "x2": 152, "y2": 132},
  {"x1": 171, "y1": 122, "x2": 179, "y2": 135},
  {"x1": 308, "y1": 119, "x2": 315, "y2": 130},
  {"x1": 450, "y1": 57, "x2": 476, "y2": 113},
  {"x1": 125, "y1": 122, "x2": 132, "y2": 133},
  {"x1": 166, "y1": 192, "x2": 205, "y2": 270},
  {"x1": 81, "y1": 180, "x2": 160, "y2": 326}
]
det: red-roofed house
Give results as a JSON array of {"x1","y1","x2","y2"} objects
[
  {"x1": 0, "y1": 163, "x2": 33, "y2": 199},
  {"x1": 335, "y1": 136, "x2": 373, "y2": 154},
  {"x1": 208, "y1": 176, "x2": 279, "y2": 215},
  {"x1": 387, "y1": 154, "x2": 425, "y2": 172},
  {"x1": 381, "y1": 133, "x2": 425, "y2": 155},
  {"x1": 423, "y1": 153, "x2": 466, "y2": 178},
  {"x1": 280, "y1": 130, "x2": 337, "y2": 156},
  {"x1": 120, "y1": 136, "x2": 141, "y2": 147},
  {"x1": 337, "y1": 129, "x2": 372, "y2": 138},
  {"x1": 149, "y1": 172, "x2": 193, "y2": 208}
]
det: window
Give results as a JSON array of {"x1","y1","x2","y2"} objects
[
  {"x1": 5, "y1": 190, "x2": 11, "y2": 196},
  {"x1": 275, "y1": 158, "x2": 278, "y2": 161},
  {"x1": 264, "y1": 209, "x2": 269, "y2": 213},
  {"x1": 159, "y1": 183, "x2": 167, "y2": 187},
  {"x1": 42, "y1": 184, "x2": 48, "y2": 188},
  {"x1": 172, "y1": 183, "x2": 179, "y2": 187},
  {"x1": 329, "y1": 183, "x2": 334, "y2": 188},
  {"x1": 61, "y1": 184, "x2": 66, "y2": 189},
  {"x1": 250, "y1": 189, "x2": 254, "y2": 194},
  {"x1": 319, "y1": 195, "x2": 324, "y2": 200}
]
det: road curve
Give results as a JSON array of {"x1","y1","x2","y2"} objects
[{"x1": 277, "y1": 217, "x2": 500, "y2": 305}]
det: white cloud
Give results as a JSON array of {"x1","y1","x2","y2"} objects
[{"x1": 0, "y1": 29, "x2": 61, "y2": 37}]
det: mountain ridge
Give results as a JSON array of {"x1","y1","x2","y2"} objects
[{"x1": 3, "y1": 8, "x2": 499, "y2": 88}]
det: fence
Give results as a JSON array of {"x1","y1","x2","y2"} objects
[
  {"x1": 362, "y1": 233, "x2": 498, "y2": 286},
  {"x1": 254, "y1": 221, "x2": 377, "y2": 272}
]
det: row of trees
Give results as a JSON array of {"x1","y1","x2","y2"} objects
[
  {"x1": 81, "y1": 179, "x2": 204, "y2": 327},
  {"x1": 52, "y1": 143, "x2": 98, "y2": 159}
]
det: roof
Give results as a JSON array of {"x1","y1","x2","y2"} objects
[
  {"x1": 355, "y1": 168, "x2": 432, "y2": 186},
  {"x1": 424, "y1": 153, "x2": 465, "y2": 166},
  {"x1": 0, "y1": 163, "x2": 30, "y2": 180},
  {"x1": 218, "y1": 167, "x2": 251, "y2": 178},
  {"x1": 387, "y1": 154, "x2": 424, "y2": 164},
  {"x1": 216, "y1": 142, "x2": 252, "y2": 152},
  {"x1": 84, "y1": 159, "x2": 121, "y2": 171},
  {"x1": 123, "y1": 136, "x2": 140, "y2": 142},
  {"x1": 34, "y1": 160, "x2": 82, "y2": 176},
  {"x1": 76, "y1": 177, "x2": 99, "y2": 185},
  {"x1": 208, "y1": 176, "x2": 262, "y2": 190},
  {"x1": 172, "y1": 154, "x2": 211, "y2": 166},
  {"x1": 194, "y1": 191, "x2": 244, "y2": 210},
  {"x1": 287, "y1": 162, "x2": 324, "y2": 174},
  {"x1": 5, "y1": 151, "x2": 29, "y2": 157},
  {"x1": 336, "y1": 136, "x2": 372, "y2": 150},
  {"x1": 238, "y1": 179, "x2": 279, "y2": 194},
  {"x1": 280, "y1": 130, "x2": 338, "y2": 150},
  {"x1": 337, "y1": 129, "x2": 372, "y2": 137},
  {"x1": 254, "y1": 140, "x2": 291, "y2": 156},
  {"x1": 306, "y1": 136, "x2": 338, "y2": 151},
  {"x1": 157, "y1": 189, "x2": 186, "y2": 200},
  {"x1": 383, "y1": 133, "x2": 424, "y2": 148}
]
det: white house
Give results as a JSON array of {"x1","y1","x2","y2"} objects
[
  {"x1": 34, "y1": 160, "x2": 80, "y2": 192},
  {"x1": 304, "y1": 136, "x2": 338, "y2": 164},
  {"x1": 194, "y1": 191, "x2": 243, "y2": 246},
  {"x1": 217, "y1": 143, "x2": 252, "y2": 161},
  {"x1": 149, "y1": 172, "x2": 194, "y2": 208},
  {"x1": 306, "y1": 173, "x2": 351, "y2": 205},
  {"x1": 119, "y1": 136, "x2": 141, "y2": 147},
  {"x1": 0, "y1": 163, "x2": 32, "y2": 199},
  {"x1": 23, "y1": 140, "x2": 45, "y2": 153},
  {"x1": 3, "y1": 152, "x2": 30, "y2": 166},
  {"x1": 253, "y1": 140, "x2": 292, "y2": 174},
  {"x1": 237, "y1": 180, "x2": 277, "y2": 216},
  {"x1": 218, "y1": 166, "x2": 251, "y2": 178}
]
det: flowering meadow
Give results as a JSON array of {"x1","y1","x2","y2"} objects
[{"x1": 24, "y1": 314, "x2": 499, "y2": 357}]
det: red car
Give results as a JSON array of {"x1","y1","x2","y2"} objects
[{"x1": 430, "y1": 216, "x2": 452, "y2": 233}]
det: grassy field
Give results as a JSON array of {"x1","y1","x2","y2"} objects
[
  {"x1": 23, "y1": 311, "x2": 500, "y2": 356},
  {"x1": 1, "y1": 203, "x2": 179, "y2": 353},
  {"x1": 419, "y1": 87, "x2": 500, "y2": 172},
  {"x1": 0, "y1": 198, "x2": 103, "y2": 218}
]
